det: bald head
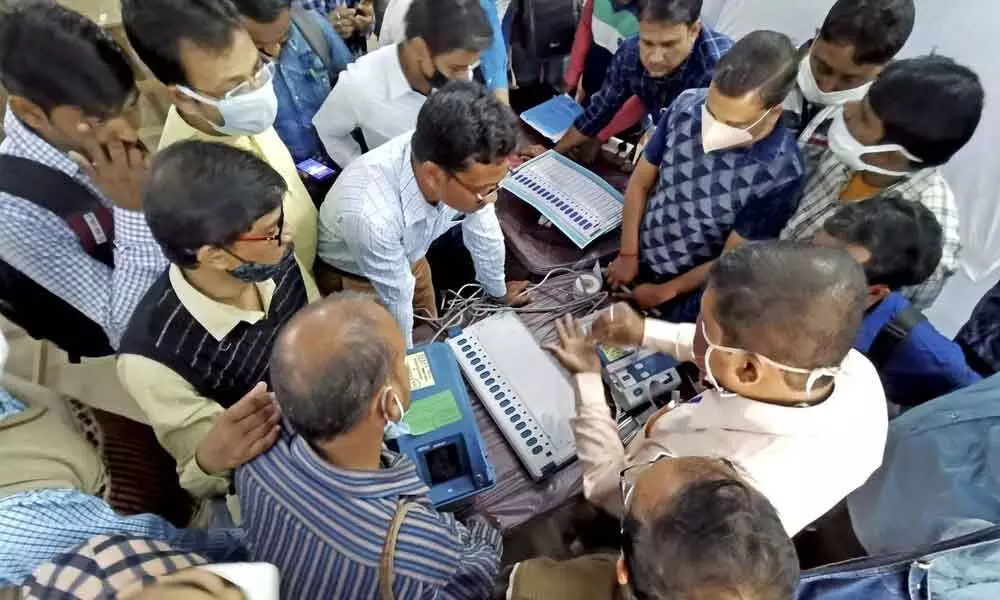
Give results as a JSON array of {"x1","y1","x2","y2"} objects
[{"x1": 270, "y1": 293, "x2": 406, "y2": 442}]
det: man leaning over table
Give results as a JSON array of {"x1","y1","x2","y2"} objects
[{"x1": 316, "y1": 80, "x2": 528, "y2": 347}]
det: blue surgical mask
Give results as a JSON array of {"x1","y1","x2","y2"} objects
[
  {"x1": 228, "y1": 247, "x2": 290, "y2": 283},
  {"x1": 382, "y1": 388, "x2": 412, "y2": 440}
]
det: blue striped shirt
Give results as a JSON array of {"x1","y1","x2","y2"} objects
[
  {"x1": 236, "y1": 430, "x2": 503, "y2": 599},
  {"x1": 317, "y1": 133, "x2": 507, "y2": 347},
  {"x1": 0, "y1": 392, "x2": 245, "y2": 586}
]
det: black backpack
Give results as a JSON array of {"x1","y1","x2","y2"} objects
[
  {"x1": 512, "y1": 0, "x2": 580, "y2": 61},
  {"x1": 0, "y1": 155, "x2": 115, "y2": 361}
]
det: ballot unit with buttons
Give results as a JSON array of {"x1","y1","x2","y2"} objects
[{"x1": 447, "y1": 313, "x2": 579, "y2": 480}]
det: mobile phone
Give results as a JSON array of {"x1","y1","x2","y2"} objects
[{"x1": 296, "y1": 158, "x2": 338, "y2": 181}]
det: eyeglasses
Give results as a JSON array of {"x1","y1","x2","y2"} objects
[
  {"x1": 237, "y1": 209, "x2": 284, "y2": 243},
  {"x1": 448, "y1": 171, "x2": 506, "y2": 205},
  {"x1": 619, "y1": 453, "x2": 741, "y2": 514},
  {"x1": 225, "y1": 57, "x2": 275, "y2": 99}
]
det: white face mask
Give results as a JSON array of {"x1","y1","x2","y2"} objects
[
  {"x1": 700, "y1": 322, "x2": 840, "y2": 396},
  {"x1": 701, "y1": 104, "x2": 773, "y2": 153},
  {"x1": 177, "y1": 63, "x2": 279, "y2": 137},
  {"x1": 381, "y1": 387, "x2": 412, "y2": 440},
  {"x1": 198, "y1": 563, "x2": 279, "y2": 600},
  {"x1": 797, "y1": 55, "x2": 872, "y2": 107},
  {"x1": 827, "y1": 107, "x2": 923, "y2": 177}
]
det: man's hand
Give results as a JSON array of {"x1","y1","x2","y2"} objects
[
  {"x1": 591, "y1": 302, "x2": 644, "y2": 347},
  {"x1": 195, "y1": 382, "x2": 281, "y2": 476},
  {"x1": 606, "y1": 253, "x2": 639, "y2": 288},
  {"x1": 503, "y1": 280, "x2": 533, "y2": 307},
  {"x1": 618, "y1": 282, "x2": 675, "y2": 310},
  {"x1": 70, "y1": 123, "x2": 149, "y2": 211},
  {"x1": 546, "y1": 314, "x2": 601, "y2": 374},
  {"x1": 330, "y1": 6, "x2": 356, "y2": 38}
]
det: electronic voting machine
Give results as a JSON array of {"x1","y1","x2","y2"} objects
[
  {"x1": 447, "y1": 312, "x2": 578, "y2": 480},
  {"x1": 501, "y1": 150, "x2": 624, "y2": 249},
  {"x1": 388, "y1": 343, "x2": 495, "y2": 507}
]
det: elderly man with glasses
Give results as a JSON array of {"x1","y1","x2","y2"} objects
[
  {"x1": 504, "y1": 454, "x2": 799, "y2": 600},
  {"x1": 117, "y1": 142, "x2": 318, "y2": 524},
  {"x1": 316, "y1": 81, "x2": 529, "y2": 347}
]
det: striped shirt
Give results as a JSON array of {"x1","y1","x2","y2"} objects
[
  {"x1": 236, "y1": 432, "x2": 503, "y2": 599},
  {"x1": 0, "y1": 110, "x2": 168, "y2": 347},
  {"x1": 780, "y1": 131, "x2": 961, "y2": 310},
  {"x1": 318, "y1": 133, "x2": 507, "y2": 346}
]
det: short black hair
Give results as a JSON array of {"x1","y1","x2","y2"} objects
[
  {"x1": 823, "y1": 195, "x2": 943, "y2": 290},
  {"x1": 144, "y1": 141, "x2": 286, "y2": 266},
  {"x1": 635, "y1": 0, "x2": 701, "y2": 25},
  {"x1": 230, "y1": 0, "x2": 289, "y2": 22},
  {"x1": 411, "y1": 80, "x2": 518, "y2": 173},
  {"x1": 713, "y1": 30, "x2": 801, "y2": 108},
  {"x1": 868, "y1": 55, "x2": 984, "y2": 167},
  {"x1": 707, "y1": 241, "x2": 867, "y2": 370},
  {"x1": 623, "y1": 479, "x2": 799, "y2": 600},
  {"x1": 0, "y1": 2, "x2": 135, "y2": 117},
  {"x1": 819, "y1": 0, "x2": 914, "y2": 65},
  {"x1": 123, "y1": 0, "x2": 243, "y2": 86},
  {"x1": 270, "y1": 293, "x2": 398, "y2": 442},
  {"x1": 404, "y1": 0, "x2": 492, "y2": 56}
]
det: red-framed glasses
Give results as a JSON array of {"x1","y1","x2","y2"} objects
[{"x1": 237, "y1": 209, "x2": 284, "y2": 243}]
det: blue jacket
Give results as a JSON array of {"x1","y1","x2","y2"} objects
[
  {"x1": 273, "y1": 12, "x2": 354, "y2": 163},
  {"x1": 855, "y1": 292, "x2": 981, "y2": 407}
]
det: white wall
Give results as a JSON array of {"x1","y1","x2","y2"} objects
[{"x1": 703, "y1": 0, "x2": 1000, "y2": 331}]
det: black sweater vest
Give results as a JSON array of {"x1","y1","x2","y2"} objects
[{"x1": 119, "y1": 256, "x2": 308, "y2": 408}]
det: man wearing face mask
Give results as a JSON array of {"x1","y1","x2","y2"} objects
[
  {"x1": 312, "y1": 0, "x2": 493, "y2": 168},
  {"x1": 237, "y1": 293, "x2": 503, "y2": 599},
  {"x1": 317, "y1": 81, "x2": 528, "y2": 347},
  {"x1": 22, "y1": 534, "x2": 279, "y2": 600},
  {"x1": 605, "y1": 31, "x2": 805, "y2": 322},
  {"x1": 781, "y1": 55, "x2": 984, "y2": 310},
  {"x1": 789, "y1": 0, "x2": 915, "y2": 142},
  {"x1": 0, "y1": 3, "x2": 168, "y2": 352},
  {"x1": 550, "y1": 241, "x2": 888, "y2": 535},
  {"x1": 123, "y1": 0, "x2": 319, "y2": 300},
  {"x1": 118, "y1": 142, "x2": 317, "y2": 520},
  {"x1": 230, "y1": 0, "x2": 354, "y2": 164},
  {"x1": 554, "y1": 0, "x2": 732, "y2": 157}
]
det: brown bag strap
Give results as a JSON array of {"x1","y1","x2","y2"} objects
[{"x1": 379, "y1": 499, "x2": 416, "y2": 600}]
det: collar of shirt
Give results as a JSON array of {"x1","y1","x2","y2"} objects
[
  {"x1": 396, "y1": 137, "x2": 449, "y2": 229},
  {"x1": 855, "y1": 292, "x2": 911, "y2": 353},
  {"x1": 1, "y1": 110, "x2": 88, "y2": 182},
  {"x1": 674, "y1": 350, "x2": 874, "y2": 437},
  {"x1": 287, "y1": 433, "x2": 430, "y2": 498},
  {"x1": 382, "y1": 43, "x2": 418, "y2": 101},
  {"x1": 168, "y1": 264, "x2": 277, "y2": 341}
]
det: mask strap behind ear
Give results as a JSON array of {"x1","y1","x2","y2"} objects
[{"x1": 804, "y1": 367, "x2": 840, "y2": 395}]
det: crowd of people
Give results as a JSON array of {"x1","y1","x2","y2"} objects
[{"x1": 0, "y1": 0, "x2": 997, "y2": 597}]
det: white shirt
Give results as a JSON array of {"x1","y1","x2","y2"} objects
[
  {"x1": 378, "y1": 0, "x2": 412, "y2": 47},
  {"x1": 312, "y1": 44, "x2": 427, "y2": 168},
  {"x1": 572, "y1": 319, "x2": 888, "y2": 535},
  {"x1": 317, "y1": 133, "x2": 507, "y2": 346}
]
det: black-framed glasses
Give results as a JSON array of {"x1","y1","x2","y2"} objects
[{"x1": 448, "y1": 171, "x2": 506, "y2": 205}]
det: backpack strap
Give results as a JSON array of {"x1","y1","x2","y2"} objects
[
  {"x1": 0, "y1": 155, "x2": 114, "y2": 267},
  {"x1": 866, "y1": 304, "x2": 927, "y2": 369},
  {"x1": 379, "y1": 498, "x2": 417, "y2": 600},
  {"x1": 290, "y1": 6, "x2": 337, "y2": 80}
]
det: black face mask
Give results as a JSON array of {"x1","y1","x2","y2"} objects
[{"x1": 426, "y1": 66, "x2": 452, "y2": 91}]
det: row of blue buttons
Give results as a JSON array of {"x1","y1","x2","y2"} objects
[
  {"x1": 514, "y1": 174, "x2": 595, "y2": 232},
  {"x1": 459, "y1": 340, "x2": 551, "y2": 457}
]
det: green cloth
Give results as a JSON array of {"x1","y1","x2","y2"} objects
[{"x1": 509, "y1": 554, "x2": 621, "y2": 600}]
